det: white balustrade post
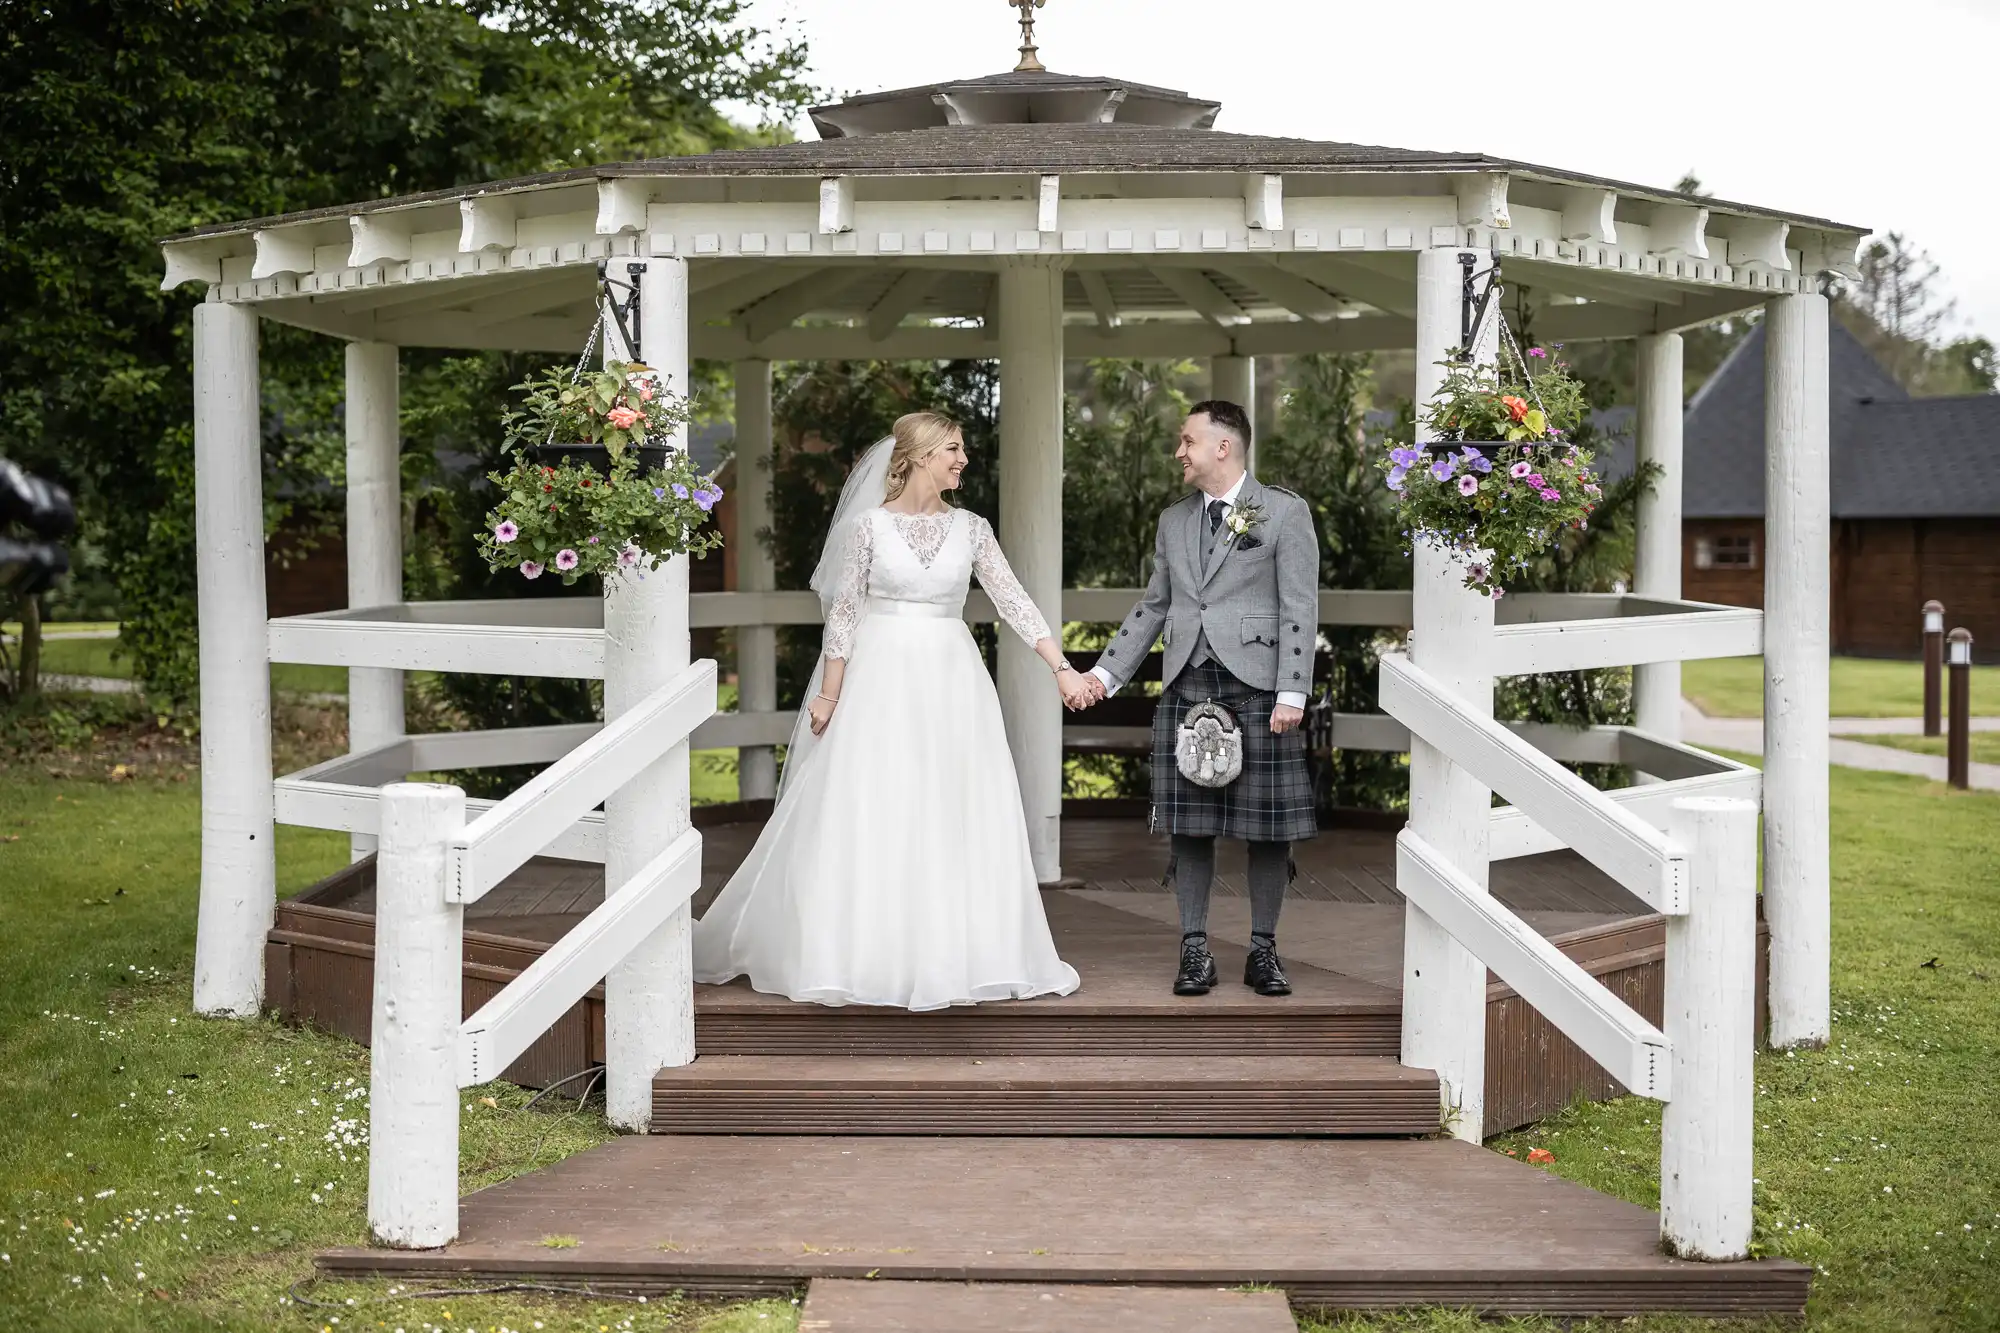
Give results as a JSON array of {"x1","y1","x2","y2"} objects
[
  {"x1": 191, "y1": 301, "x2": 277, "y2": 1018},
  {"x1": 345, "y1": 341, "x2": 405, "y2": 859},
  {"x1": 1661, "y1": 795, "x2": 1759, "y2": 1259},
  {"x1": 733, "y1": 357, "x2": 778, "y2": 802},
  {"x1": 1763, "y1": 293, "x2": 1831, "y2": 1048},
  {"x1": 1209, "y1": 354, "x2": 1256, "y2": 472},
  {"x1": 603, "y1": 255, "x2": 696, "y2": 1130},
  {"x1": 1401, "y1": 247, "x2": 1498, "y2": 1141},
  {"x1": 367, "y1": 782, "x2": 465, "y2": 1248},
  {"x1": 997, "y1": 257, "x2": 1067, "y2": 882},
  {"x1": 1633, "y1": 333, "x2": 1684, "y2": 749}
]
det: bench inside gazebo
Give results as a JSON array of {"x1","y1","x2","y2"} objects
[{"x1": 162, "y1": 24, "x2": 1854, "y2": 1322}]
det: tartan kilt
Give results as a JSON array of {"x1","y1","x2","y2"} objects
[{"x1": 1150, "y1": 659, "x2": 1318, "y2": 842}]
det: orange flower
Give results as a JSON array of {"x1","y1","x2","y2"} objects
[
  {"x1": 1527, "y1": 1147, "x2": 1555, "y2": 1165},
  {"x1": 1502, "y1": 395, "x2": 1531, "y2": 423}
]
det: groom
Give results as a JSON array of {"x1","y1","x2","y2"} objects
[{"x1": 1077, "y1": 401, "x2": 1320, "y2": 997}]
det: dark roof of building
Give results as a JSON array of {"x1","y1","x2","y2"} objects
[{"x1": 1683, "y1": 323, "x2": 2000, "y2": 519}]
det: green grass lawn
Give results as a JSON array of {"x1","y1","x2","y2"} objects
[
  {"x1": 31, "y1": 635, "x2": 349, "y2": 695},
  {"x1": 1682, "y1": 655, "x2": 2000, "y2": 719},
  {"x1": 1841, "y1": 732, "x2": 2000, "y2": 767},
  {"x1": 4, "y1": 759, "x2": 1995, "y2": 1331}
]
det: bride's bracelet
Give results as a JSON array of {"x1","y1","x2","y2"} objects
[{"x1": 814, "y1": 693, "x2": 840, "y2": 706}]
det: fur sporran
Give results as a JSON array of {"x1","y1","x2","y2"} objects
[{"x1": 1175, "y1": 699, "x2": 1244, "y2": 788}]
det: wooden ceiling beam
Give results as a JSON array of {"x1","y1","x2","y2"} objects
[
  {"x1": 866, "y1": 269, "x2": 941, "y2": 341},
  {"x1": 1148, "y1": 266, "x2": 1248, "y2": 328}
]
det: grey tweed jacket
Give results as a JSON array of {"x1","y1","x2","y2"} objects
[{"x1": 1095, "y1": 475, "x2": 1320, "y2": 697}]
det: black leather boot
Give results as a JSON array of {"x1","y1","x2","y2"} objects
[
  {"x1": 1173, "y1": 933, "x2": 1218, "y2": 996},
  {"x1": 1243, "y1": 938, "x2": 1292, "y2": 996}
]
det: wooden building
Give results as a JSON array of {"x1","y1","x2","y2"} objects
[{"x1": 1681, "y1": 323, "x2": 2000, "y2": 661}]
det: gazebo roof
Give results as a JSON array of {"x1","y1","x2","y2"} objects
[{"x1": 156, "y1": 56, "x2": 1868, "y2": 362}]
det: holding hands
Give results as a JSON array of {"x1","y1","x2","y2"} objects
[{"x1": 1056, "y1": 667, "x2": 1102, "y2": 712}]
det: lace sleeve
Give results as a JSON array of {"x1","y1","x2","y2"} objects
[
  {"x1": 969, "y1": 514, "x2": 1052, "y2": 646},
  {"x1": 821, "y1": 513, "x2": 873, "y2": 660}
]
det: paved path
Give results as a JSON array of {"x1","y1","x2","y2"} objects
[{"x1": 1680, "y1": 700, "x2": 2000, "y2": 791}]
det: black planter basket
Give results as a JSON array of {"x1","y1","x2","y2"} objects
[{"x1": 528, "y1": 443, "x2": 674, "y2": 474}]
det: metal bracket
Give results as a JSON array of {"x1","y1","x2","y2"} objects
[
  {"x1": 598, "y1": 260, "x2": 646, "y2": 362},
  {"x1": 1457, "y1": 250, "x2": 1503, "y2": 362}
]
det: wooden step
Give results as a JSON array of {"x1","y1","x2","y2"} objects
[
  {"x1": 651, "y1": 1055, "x2": 1439, "y2": 1136},
  {"x1": 316, "y1": 1136, "x2": 1812, "y2": 1318},
  {"x1": 799, "y1": 1279, "x2": 1298, "y2": 1332}
]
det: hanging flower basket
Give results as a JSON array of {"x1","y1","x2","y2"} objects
[
  {"x1": 1380, "y1": 338, "x2": 1602, "y2": 600},
  {"x1": 479, "y1": 356, "x2": 723, "y2": 585}
]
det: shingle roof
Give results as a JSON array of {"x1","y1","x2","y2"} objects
[
  {"x1": 636, "y1": 123, "x2": 1486, "y2": 175},
  {"x1": 1682, "y1": 322, "x2": 2000, "y2": 519}
]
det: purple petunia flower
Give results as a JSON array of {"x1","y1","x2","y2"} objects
[
  {"x1": 554, "y1": 548, "x2": 579, "y2": 571},
  {"x1": 1461, "y1": 448, "x2": 1494, "y2": 474},
  {"x1": 1389, "y1": 446, "x2": 1425, "y2": 470},
  {"x1": 653, "y1": 487, "x2": 666, "y2": 500},
  {"x1": 493, "y1": 520, "x2": 518, "y2": 543},
  {"x1": 520, "y1": 560, "x2": 544, "y2": 580},
  {"x1": 1510, "y1": 461, "x2": 1533, "y2": 479},
  {"x1": 1430, "y1": 456, "x2": 1456, "y2": 482},
  {"x1": 1386, "y1": 466, "x2": 1408, "y2": 491},
  {"x1": 671, "y1": 483, "x2": 690, "y2": 500},
  {"x1": 1468, "y1": 562, "x2": 1489, "y2": 581},
  {"x1": 587, "y1": 535, "x2": 600, "y2": 544},
  {"x1": 1457, "y1": 474, "x2": 1479, "y2": 497},
  {"x1": 693, "y1": 487, "x2": 718, "y2": 512}
]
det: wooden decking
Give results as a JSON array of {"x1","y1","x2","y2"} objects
[
  {"x1": 293, "y1": 806, "x2": 1796, "y2": 1318},
  {"x1": 318, "y1": 1135, "x2": 1810, "y2": 1317}
]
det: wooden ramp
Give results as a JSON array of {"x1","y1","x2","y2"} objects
[
  {"x1": 317, "y1": 1135, "x2": 1809, "y2": 1317},
  {"x1": 798, "y1": 1279, "x2": 1299, "y2": 1332}
]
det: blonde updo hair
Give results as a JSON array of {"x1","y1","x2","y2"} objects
[{"x1": 882, "y1": 410, "x2": 963, "y2": 502}]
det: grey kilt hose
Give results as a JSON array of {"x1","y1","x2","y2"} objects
[{"x1": 1150, "y1": 658, "x2": 1317, "y2": 842}]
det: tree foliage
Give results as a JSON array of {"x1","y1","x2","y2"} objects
[
  {"x1": 0, "y1": 0, "x2": 813, "y2": 708},
  {"x1": 1837, "y1": 233, "x2": 1995, "y2": 396}
]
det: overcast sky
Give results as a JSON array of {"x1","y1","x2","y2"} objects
[{"x1": 734, "y1": 0, "x2": 1999, "y2": 350}]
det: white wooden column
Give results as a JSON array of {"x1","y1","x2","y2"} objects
[
  {"x1": 345, "y1": 341, "x2": 404, "y2": 858},
  {"x1": 997, "y1": 257, "x2": 1067, "y2": 882},
  {"x1": 1763, "y1": 292, "x2": 1831, "y2": 1049},
  {"x1": 603, "y1": 256, "x2": 695, "y2": 1129},
  {"x1": 1660, "y1": 795, "x2": 1759, "y2": 1260},
  {"x1": 191, "y1": 300, "x2": 276, "y2": 1018},
  {"x1": 1633, "y1": 333, "x2": 1684, "y2": 747},
  {"x1": 366, "y1": 782, "x2": 464, "y2": 1247},
  {"x1": 1402, "y1": 247, "x2": 1497, "y2": 1141},
  {"x1": 1210, "y1": 354, "x2": 1256, "y2": 471},
  {"x1": 733, "y1": 358, "x2": 778, "y2": 802}
]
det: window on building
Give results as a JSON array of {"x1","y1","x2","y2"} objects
[{"x1": 1694, "y1": 534, "x2": 1758, "y2": 570}]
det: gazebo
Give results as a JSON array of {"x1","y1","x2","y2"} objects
[{"x1": 160, "y1": 14, "x2": 1857, "y2": 1312}]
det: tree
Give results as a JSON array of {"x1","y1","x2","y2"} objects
[
  {"x1": 0, "y1": 0, "x2": 814, "y2": 709},
  {"x1": 1836, "y1": 233, "x2": 1992, "y2": 395}
]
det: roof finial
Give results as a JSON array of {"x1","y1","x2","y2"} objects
[{"x1": 1010, "y1": 0, "x2": 1046, "y2": 73}]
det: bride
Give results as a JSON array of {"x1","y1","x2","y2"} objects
[{"x1": 692, "y1": 410, "x2": 1089, "y2": 1010}]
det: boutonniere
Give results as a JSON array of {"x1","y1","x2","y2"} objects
[{"x1": 1223, "y1": 501, "x2": 1266, "y2": 544}]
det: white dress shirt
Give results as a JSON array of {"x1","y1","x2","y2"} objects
[{"x1": 1091, "y1": 471, "x2": 1308, "y2": 711}]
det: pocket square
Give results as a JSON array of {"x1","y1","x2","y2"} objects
[{"x1": 1235, "y1": 534, "x2": 1263, "y2": 551}]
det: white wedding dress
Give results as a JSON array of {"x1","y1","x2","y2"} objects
[{"x1": 692, "y1": 503, "x2": 1081, "y2": 1011}]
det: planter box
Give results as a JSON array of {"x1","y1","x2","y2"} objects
[{"x1": 529, "y1": 443, "x2": 675, "y2": 474}]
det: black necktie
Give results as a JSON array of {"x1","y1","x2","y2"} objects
[{"x1": 1208, "y1": 498, "x2": 1227, "y2": 532}]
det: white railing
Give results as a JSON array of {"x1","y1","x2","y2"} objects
[
  {"x1": 364, "y1": 658, "x2": 715, "y2": 1250},
  {"x1": 1380, "y1": 648, "x2": 1759, "y2": 1261}
]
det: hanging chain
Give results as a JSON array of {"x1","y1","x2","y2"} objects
[{"x1": 546, "y1": 318, "x2": 604, "y2": 447}]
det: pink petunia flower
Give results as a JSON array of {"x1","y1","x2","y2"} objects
[
  {"x1": 493, "y1": 520, "x2": 518, "y2": 543},
  {"x1": 1457, "y1": 474, "x2": 1479, "y2": 496},
  {"x1": 520, "y1": 560, "x2": 544, "y2": 580},
  {"x1": 1509, "y1": 461, "x2": 1533, "y2": 479},
  {"x1": 554, "y1": 548, "x2": 580, "y2": 571},
  {"x1": 617, "y1": 544, "x2": 642, "y2": 568},
  {"x1": 606, "y1": 406, "x2": 640, "y2": 430},
  {"x1": 1539, "y1": 488, "x2": 1562, "y2": 501}
]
